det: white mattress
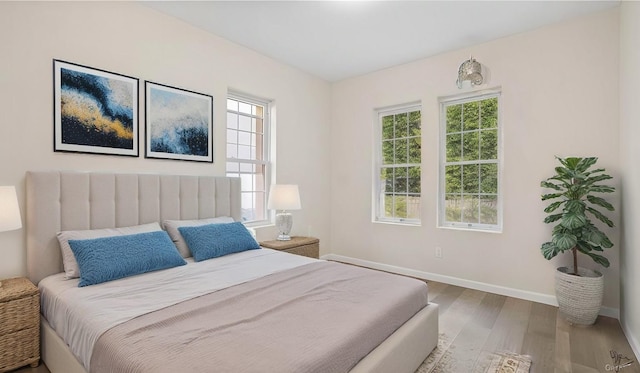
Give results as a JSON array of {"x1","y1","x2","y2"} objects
[{"x1": 39, "y1": 248, "x2": 317, "y2": 370}]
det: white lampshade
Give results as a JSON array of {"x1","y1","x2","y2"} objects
[
  {"x1": 0, "y1": 186, "x2": 21, "y2": 232},
  {"x1": 267, "y1": 184, "x2": 301, "y2": 211}
]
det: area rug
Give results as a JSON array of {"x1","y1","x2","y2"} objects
[
  {"x1": 483, "y1": 351, "x2": 532, "y2": 373},
  {"x1": 414, "y1": 334, "x2": 532, "y2": 373}
]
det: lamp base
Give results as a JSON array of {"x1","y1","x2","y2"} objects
[
  {"x1": 276, "y1": 233, "x2": 292, "y2": 241},
  {"x1": 275, "y1": 211, "x2": 293, "y2": 241}
]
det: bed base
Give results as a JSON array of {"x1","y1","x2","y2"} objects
[
  {"x1": 41, "y1": 317, "x2": 85, "y2": 373},
  {"x1": 41, "y1": 303, "x2": 438, "y2": 373},
  {"x1": 350, "y1": 303, "x2": 439, "y2": 373}
]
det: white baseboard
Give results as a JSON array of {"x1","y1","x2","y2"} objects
[
  {"x1": 621, "y1": 320, "x2": 640, "y2": 360},
  {"x1": 321, "y1": 253, "x2": 620, "y2": 319}
]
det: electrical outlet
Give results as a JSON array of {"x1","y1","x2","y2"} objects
[{"x1": 435, "y1": 247, "x2": 443, "y2": 258}]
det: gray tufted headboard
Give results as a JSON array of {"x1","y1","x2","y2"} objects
[{"x1": 26, "y1": 171, "x2": 241, "y2": 284}]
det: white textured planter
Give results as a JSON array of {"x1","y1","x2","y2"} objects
[{"x1": 555, "y1": 267, "x2": 604, "y2": 325}]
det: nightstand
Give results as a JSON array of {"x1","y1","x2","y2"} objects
[
  {"x1": 260, "y1": 236, "x2": 319, "y2": 259},
  {"x1": 0, "y1": 277, "x2": 40, "y2": 372}
]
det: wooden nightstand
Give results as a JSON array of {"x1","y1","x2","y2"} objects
[
  {"x1": 260, "y1": 236, "x2": 319, "y2": 259},
  {"x1": 0, "y1": 277, "x2": 40, "y2": 372}
]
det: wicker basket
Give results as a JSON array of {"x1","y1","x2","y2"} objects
[
  {"x1": 0, "y1": 277, "x2": 40, "y2": 372},
  {"x1": 555, "y1": 267, "x2": 604, "y2": 325}
]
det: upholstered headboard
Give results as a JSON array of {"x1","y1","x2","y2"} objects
[{"x1": 26, "y1": 171, "x2": 241, "y2": 284}]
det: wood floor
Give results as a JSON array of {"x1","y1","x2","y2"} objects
[
  {"x1": 426, "y1": 281, "x2": 639, "y2": 373},
  {"x1": 12, "y1": 281, "x2": 639, "y2": 373}
]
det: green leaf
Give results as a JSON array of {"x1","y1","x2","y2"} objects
[
  {"x1": 542, "y1": 193, "x2": 563, "y2": 201},
  {"x1": 544, "y1": 214, "x2": 563, "y2": 224},
  {"x1": 585, "y1": 173, "x2": 613, "y2": 183},
  {"x1": 552, "y1": 224, "x2": 569, "y2": 235},
  {"x1": 540, "y1": 181, "x2": 563, "y2": 191},
  {"x1": 555, "y1": 166, "x2": 574, "y2": 179},
  {"x1": 575, "y1": 157, "x2": 598, "y2": 173},
  {"x1": 583, "y1": 223, "x2": 614, "y2": 248},
  {"x1": 564, "y1": 200, "x2": 585, "y2": 214},
  {"x1": 589, "y1": 185, "x2": 615, "y2": 193},
  {"x1": 582, "y1": 225, "x2": 606, "y2": 246},
  {"x1": 586, "y1": 195, "x2": 614, "y2": 211},
  {"x1": 560, "y1": 212, "x2": 587, "y2": 229},
  {"x1": 558, "y1": 157, "x2": 581, "y2": 170},
  {"x1": 553, "y1": 233, "x2": 577, "y2": 251},
  {"x1": 576, "y1": 240, "x2": 598, "y2": 253},
  {"x1": 601, "y1": 236, "x2": 613, "y2": 248},
  {"x1": 584, "y1": 168, "x2": 606, "y2": 177},
  {"x1": 544, "y1": 201, "x2": 564, "y2": 213},
  {"x1": 586, "y1": 206, "x2": 614, "y2": 227},
  {"x1": 541, "y1": 242, "x2": 560, "y2": 260},
  {"x1": 547, "y1": 177, "x2": 572, "y2": 190},
  {"x1": 548, "y1": 175, "x2": 571, "y2": 183},
  {"x1": 585, "y1": 252, "x2": 610, "y2": 268},
  {"x1": 572, "y1": 173, "x2": 588, "y2": 182},
  {"x1": 555, "y1": 156, "x2": 569, "y2": 167}
]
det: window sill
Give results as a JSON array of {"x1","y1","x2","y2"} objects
[
  {"x1": 244, "y1": 221, "x2": 273, "y2": 229},
  {"x1": 373, "y1": 220, "x2": 422, "y2": 227},
  {"x1": 437, "y1": 224, "x2": 502, "y2": 234}
]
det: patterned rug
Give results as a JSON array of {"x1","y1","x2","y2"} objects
[
  {"x1": 483, "y1": 352, "x2": 532, "y2": 373},
  {"x1": 414, "y1": 334, "x2": 532, "y2": 373}
]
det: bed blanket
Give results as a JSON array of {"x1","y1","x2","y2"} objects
[{"x1": 90, "y1": 261, "x2": 429, "y2": 373}]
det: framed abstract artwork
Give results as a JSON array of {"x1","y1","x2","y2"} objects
[
  {"x1": 53, "y1": 60, "x2": 139, "y2": 156},
  {"x1": 145, "y1": 82, "x2": 213, "y2": 162}
]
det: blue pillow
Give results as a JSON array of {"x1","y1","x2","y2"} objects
[
  {"x1": 178, "y1": 222, "x2": 260, "y2": 262},
  {"x1": 69, "y1": 230, "x2": 187, "y2": 287}
]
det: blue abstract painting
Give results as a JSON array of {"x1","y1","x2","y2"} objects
[
  {"x1": 145, "y1": 82, "x2": 213, "y2": 162},
  {"x1": 54, "y1": 60, "x2": 138, "y2": 156}
]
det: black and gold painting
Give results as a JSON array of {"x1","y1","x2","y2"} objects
[{"x1": 53, "y1": 60, "x2": 139, "y2": 156}]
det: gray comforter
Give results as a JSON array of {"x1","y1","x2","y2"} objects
[{"x1": 90, "y1": 261, "x2": 429, "y2": 373}]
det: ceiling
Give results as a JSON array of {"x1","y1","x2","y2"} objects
[{"x1": 143, "y1": 1, "x2": 619, "y2": 82}]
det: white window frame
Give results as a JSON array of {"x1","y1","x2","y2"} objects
[
  {"x1": 438, "y1": 88, "x2": 503, "y2": 232},
  {"x1": 373, "y1": 102, "x2": 422, "y2": 225},
  {"x1": 226, "y1": 92, "x2": 271, "y2": 226}
]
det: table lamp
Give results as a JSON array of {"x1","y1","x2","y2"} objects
[
  {"x1": 267, "y1": 184, "x2": 301, "y2": 241},
  {"x1": 0, "y1": 186, "x2": 22, "y2": 288}
]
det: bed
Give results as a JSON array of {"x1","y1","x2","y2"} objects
[{"x1": 25, "y1": 171, "x2": 439, "y2": 373}]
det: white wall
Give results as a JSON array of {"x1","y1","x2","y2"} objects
[
  {"x1": 330, "y1": 10, "x2": 621, "y2": 310},
  {"x1": 0, "y1": 2, "x2": 627, "y2": 318},
  {"x1": 0, "y1": 2, "x2": 332, "y2": 279},
  {"x1": 619, "y1": 1, "x2": 640, "y2": 357}
]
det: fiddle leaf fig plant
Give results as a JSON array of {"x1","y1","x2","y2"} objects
[{"x1": 540, "y1": 156, "x2": 615, "y2": 275}]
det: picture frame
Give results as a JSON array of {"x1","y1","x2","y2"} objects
[
  {"x1": 53, "y1": 59, "x2": 139, "y2": 156},
  {"x1": 145, "y1": 81, "x2": 213, "y2": 163}
]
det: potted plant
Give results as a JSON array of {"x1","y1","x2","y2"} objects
[{"x1": 540, "y1": 156, "x2": 615, "y2": 325}]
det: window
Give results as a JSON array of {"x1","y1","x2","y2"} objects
[
  {"x1": 374, "y1": 103, "x2": 421, "y2": 224},
  {"x1": 439, "y1": 90, "x2": 501, "y2": 231},
  {"x1": 226, "y1": 93, "x2": 270, "y2": 225}
]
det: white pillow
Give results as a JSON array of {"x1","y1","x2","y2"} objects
[
  {"x1": 57, "y1": 222, "x2": 163, "y2": 279},
  {"x1": 163, "y1": 216, "x2": 235, "y2": 258}
]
